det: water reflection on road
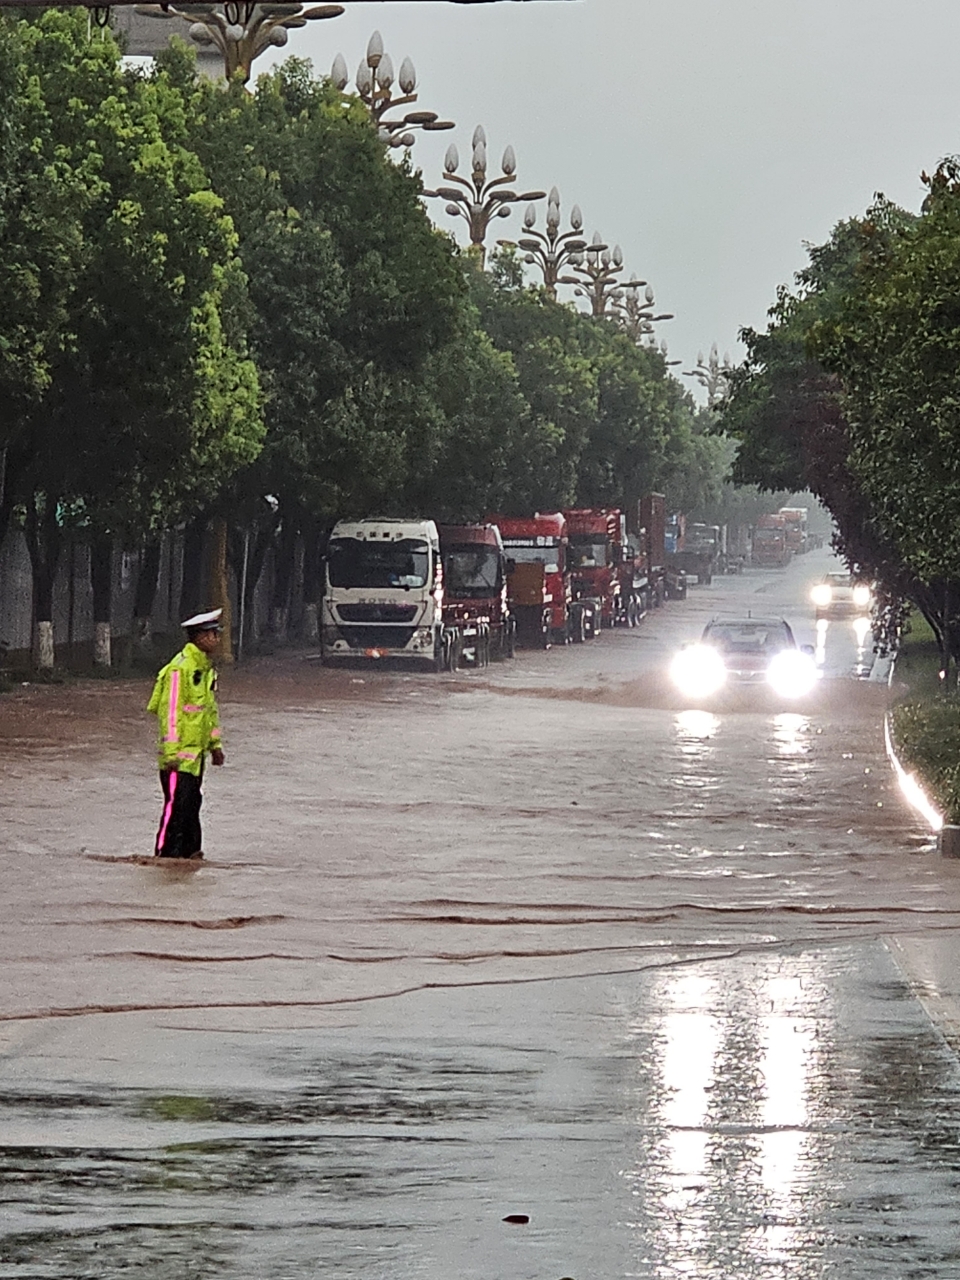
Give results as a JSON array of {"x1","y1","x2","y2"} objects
[{"x1": 3, "y1": 552, "x2": 960, "y2": 1276}]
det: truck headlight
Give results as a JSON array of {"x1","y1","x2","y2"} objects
[
  {"x1": 810, "y1": 584, "x2": 832, "y2": 607},
  {"x1": 852, "y1": 584, "x2": 872, "y2": 607}
]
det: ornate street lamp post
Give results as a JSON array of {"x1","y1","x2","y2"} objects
[
  {"x1": 331, "y1": 31, "x2": 455, "y2": 149},
  {"x1": 135, "y1": 1, "x2": 344, "y2": 84},
  {"x1": 497, "y1": 187, "x2": 586, "y2": 299},
  {"x1": 560, "y1": 233, "x2": 645, "y2": 317},
  {"x1": 684, "y1": 344, "x2": 733, "y2": 407},
  {"x1": 609, "y1": 282, "x2": 674, "y2": 344},
  {"x1": 423, "y1": 127, "x2": 546, "y2": 266}
]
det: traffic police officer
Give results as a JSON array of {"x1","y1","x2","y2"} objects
[{"x1": 147, "y1": 609, "x2": 225, "y2": 858}]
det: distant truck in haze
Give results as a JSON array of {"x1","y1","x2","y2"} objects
[
  {"x1": 322, "y1": 518, "x2": 446, "y2": 668},
  {"x1": 778, "y1": 507, "x2": 809, "y2": 556},
  {"x1": 752, "y1": 513, "x2": 791, "y2": 568},
  {"x1": 668, "y1": 520, "x2": 720, "y2": 584}
]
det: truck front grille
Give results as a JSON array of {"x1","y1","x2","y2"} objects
[{"x1": 336, "y1": 604, "x2": 418, "y2": 623}]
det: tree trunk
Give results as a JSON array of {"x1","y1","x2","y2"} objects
[
  {"x1": 301, "y1": 516, "x2": 323, "y2": 644},
  {"x1": 207, "y1": 515, "x2": 233, "y2": 663},
  {"x1": 228, "y1": 517, "x2": 277, "y2": 656},
  {"x1": 24, "y1": 495, "x2": 61, "y2": 671},
  {"x1": 268, "y1": 516, "x2": 298, "y2": 646},
  {"x1": 133, "y1": 538, "x2": 163, "y2": 651},
  {"x1": 179, "y1": 516, "x2": 207, "y2": 624},
  {"x1": 90, "y1": 533, "x2": 113, "y2": 668}
]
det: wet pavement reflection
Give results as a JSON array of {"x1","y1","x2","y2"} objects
[{"x1": 3, "y1": 550, "x2": 960, "y2": 1277}]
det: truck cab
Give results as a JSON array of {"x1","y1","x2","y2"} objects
[
  {"x1": 563, "y1": 508, "x2": 624, "y2": 628},
  {"x1": 488, "y1": 512, "x2": 597, "y2": 646},
  {"x1": 321, "y1": 519, "x2": 445, "y2": 667},
  {"x1": 438, "y1": 523, "x2": 515, "y2": 664}
]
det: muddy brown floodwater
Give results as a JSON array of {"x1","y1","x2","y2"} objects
[{"x1": 4, "y1": 548, "x2": 960, "y2": 1278}]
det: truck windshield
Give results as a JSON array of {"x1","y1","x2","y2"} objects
[
  {"x1": 569, "y1": 538, "x2": 608, "y2": 567},
  {"x1": 504, "y1": 544, "x2": 561, "y2": 575},
  {"x1": 444, "y1": 546, "x2": 500, "y2": 598},
  {"x1": 327, "y1": 538, "x2": 430, "y2": 589}
]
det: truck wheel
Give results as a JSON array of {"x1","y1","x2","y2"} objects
[{"x1": 570, "y1": 606, "x2": 586, "y2": 643}]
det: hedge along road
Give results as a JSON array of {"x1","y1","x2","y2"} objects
[{"x1": 3, "y1": 546, "x2": 960, "y2": 1279}]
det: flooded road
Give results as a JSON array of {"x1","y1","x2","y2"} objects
[{"x1": 4, "y1": 549, "x2": 960, "y2": 1277}]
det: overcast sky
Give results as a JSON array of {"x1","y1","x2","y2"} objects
[{"x1": 258, "y1": 0, "x2": 960, "y2": 384}]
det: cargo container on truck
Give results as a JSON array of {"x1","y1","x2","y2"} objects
[
  {"x1": 321, "y1": 518, "x2": 447, "y2": 668},
  {"x1": 438, "y1": 523, "x2": 515, "y2": 665}
]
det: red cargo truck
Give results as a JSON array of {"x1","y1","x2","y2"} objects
[
  {"x1": 753, "y1": 513, "x2": 791, "y2": 567},
  {"x1": 489, "y1": 512, "x2": 599, "y2": 646},
  {"x1": 438, "y1": 523, "x2": 515, "y2": 665},
  {"x1": 564, "y1": 507, "x2": 626, "y2": 627}
]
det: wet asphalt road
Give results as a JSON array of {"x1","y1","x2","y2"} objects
[{"x1": 4, "y1": 549, "x2": 960, "y2": 1278}]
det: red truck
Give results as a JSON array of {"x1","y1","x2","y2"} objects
[
  {"x1": 489, "y1": 511, "x2": 600, "y2": 646},
  {"x1": 563, "y1": 505, "x2": 659, "y2": 626},
  {"x1": 753, "y1": 512, "x2": 791, "y2": 567},
  {"x1": 778, "y1": 506, "x2": 808, "y2": 556},
  {"x1": 564, "y1": 508, "x2": 626, "y2": 627},
  {"x1": 642, "y1": 493, "x2": 687, "y2": 601},
  {"x1": 438, "y1": 523, "x2": 515, "y2": 665}
]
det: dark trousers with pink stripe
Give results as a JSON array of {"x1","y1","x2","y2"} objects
[{"x1": 155, "y1": 769, "x2": 203, "y2": 858}]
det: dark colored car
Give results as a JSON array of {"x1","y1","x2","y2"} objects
[{"x1": 670, "y1": 616, "x2": 817, "y2": 700}]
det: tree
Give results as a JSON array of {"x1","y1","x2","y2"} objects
[
  {"x1": 2, "y1": 13, "x2": 263, "y2": 666},
  {"x1": 815, "y1": 174, "x2": 960, "y2": 673}
]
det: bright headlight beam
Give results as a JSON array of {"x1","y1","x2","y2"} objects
[
  {"x1": 670, "y1": 644, "x2": 727, "y2": 699},
  {"x1": 810, "y1": 584, "x2": 832, "y2": 607},
  {"x1": 766, "y1": 649, "x2": 818, "y2": 699},
  {"x1": 852, "y1": 584, "x2": 872, "y2": 607}
]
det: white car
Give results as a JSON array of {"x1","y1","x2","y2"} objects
[{"x1": 810, "y1": 572, "x2": 872, "y2": 619}]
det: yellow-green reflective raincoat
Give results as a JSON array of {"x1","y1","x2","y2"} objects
[{"x1": 146, "y1": 642, "x2": 222, "y2": 776}]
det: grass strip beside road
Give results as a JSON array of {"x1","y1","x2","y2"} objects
[{"x1": 890, "y1": 612, "x2": 960, "y2": 824}]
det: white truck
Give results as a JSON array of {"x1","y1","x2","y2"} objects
[{"x1": 321, "y1": 518, "x2": 447, "y2": 668}]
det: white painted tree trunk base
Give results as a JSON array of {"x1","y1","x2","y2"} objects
[
  {"x1": 37, "y1": 621, "x2": 55, "y2": 670},
  {"x1": 94, "y1": 622, "x2": 112, "y2": 668},
  {"x1": 302, "y1": 602, "x2": 319, "y2": 644}
]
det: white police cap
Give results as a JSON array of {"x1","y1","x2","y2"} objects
[{"x1": 181, "y1": 608, "x2": 223, "y2": 631}]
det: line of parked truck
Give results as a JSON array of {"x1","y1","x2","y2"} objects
[{"x1": 320, "y1": 496, "x2": 688, "y2": 670}]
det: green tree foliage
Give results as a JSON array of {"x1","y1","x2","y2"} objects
[
  {"x1": 719, "y1": 183, "x2": 960, "y2": 666},
  {"x1": 0, "y1": 11, "x2": 263, "y2": 650}
]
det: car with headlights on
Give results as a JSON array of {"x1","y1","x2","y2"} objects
[
  {"x1": 669, "y1": 616, "x2": 818, "y2": 702},
  {"x1": 810, "y1": 571, "x2": 872, "y2": 619}
]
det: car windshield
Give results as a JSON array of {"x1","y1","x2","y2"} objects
[
  {"x1": 569, "y1": 538, "x2": 608, "y2": 567},
  {"x1": 444, "y1": 546, "x2": 500, "y2": 598},
  {"x1": 826, "y1": 574, "x2": 852, "y2": 589},
  {"x1": 327, "y1": 537, "x2": 430, "y2": 589},
  {"x1": 505, "y1": 544, "x2": 562, "y2": 575},
  {"x1": 704, "y1": 622, "x2": 792, "y2": 653}
]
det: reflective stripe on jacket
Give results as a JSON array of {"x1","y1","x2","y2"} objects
[{"x1": 146, "y1": 642, "x2": 221, "y2": 776}]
